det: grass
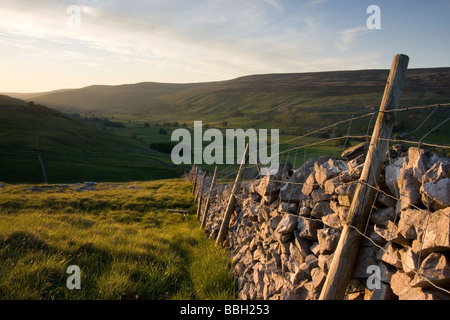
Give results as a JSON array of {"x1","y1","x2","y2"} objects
[{"x1": 0, "y1": 179, "x2": 236, "y2": 300}]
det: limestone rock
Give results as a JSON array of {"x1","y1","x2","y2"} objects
[
  {"x1": 370, "y1": 207, "x2": 396, "y2": 226},
  {"x1": 376, "y1": 193, "x2": 397, "y2": 208},
  {"x1": 399, "y1": 247, "x2": 419, "y2": 276},
  {"x1": 322, "y1": 213, "x2": 342, "y2": 230},
  {"x1": 317, "y1": 228, "x2": 340, "y2": 254},
  {"x1": 422, "y1": 158, "x2": 450, "y2": 185},
  {"x1": 311, "y1": 267, "x2": 326, "y2": 291},
  {"x1": 411, "y1": 252, "x2": 450, "y2": 288},
  {"x1": 421, "y1": 178, "x2": 450, "y2": 210},
  {"x1": 369, "y1": 282, "x2": 396, "y2": 300},
  {"x1": 377, "y1": 242, "x2": 402, "y2": 268},
  {"x1": 407, "y1": 147, "x2": 430, "y2": 182},
  {"x1": 374, "y1": 221, "x2": 409, "y2": 246},
  {"x1": 301, "y1": 173, "x2": 316, "y2": 196},
  {"x1": 420, "y1": 207, "x2": 450, "y2": 254},
  {"x1": 385, "y1": 157, "x2": 406, "y2": 196},
  {"x1": 311, "y1": 201, "x2": 333, "y2": 219},
  {"x1": 275, "y1": 213, "x2": 298, "y2": 235},
  {"x1": 315, "y1": 158, "x2": 348, "y2": 187},
  {"x1": 352, "y1": 246, "x2": 378, "y2": 278},
  {"x1": 397, "y1": 208, "x2": 429, "y2": 241},
  {"x1": 390, "y1": 271, "x2": 414, "y2": 299},
  {"x1": 324, "y1": 176, "x2": 342, "y2": 195},
  {"x1": 297, "y1": 217, "x2": 322, "y2": 241},
  {"x1": 398, "y1": 166, "x2": 421, "y2": 210},
  {"x1": 280, "y1": 183, "x2": 303, "y2": 203},
  {"x1": 292, "y1": 158, "x2": 317, "y2": 183},
  {"x1": 342, "y1": 142, "x2": 369, "y2": 161}
]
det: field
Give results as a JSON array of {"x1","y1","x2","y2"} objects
[
  {"x1": 0, "y1": 99, "x2": 186, "y2": 184},
  {"x1": 0, "y1": 179, "x2": 236, "y2": 300}
]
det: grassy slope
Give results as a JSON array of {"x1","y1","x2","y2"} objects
[
  {"x1": 24, "y1": 68, "x2": 450, "y2": 126},
  {"x1": 0, "y1": 97, "x2": 185, "y2": 184},
  {"x1": 0, "y1": 179, "x2": 236, "y2": 300}
]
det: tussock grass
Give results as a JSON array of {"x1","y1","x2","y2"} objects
[{"x1": 0, "y1": 179, "x2": 236, "y2": 300}]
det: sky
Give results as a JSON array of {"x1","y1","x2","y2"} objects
[{"x1": 0, "y1": 0, "x2": 449, "y2": 92}]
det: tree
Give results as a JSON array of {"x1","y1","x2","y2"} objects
[
  {"x1": 222, "y1": 120, "x2": 228, "y2": 127},
  {"x1": 159, "y1": 128, "x2": 168, "y2": 135},
  {"x1": 144, "y1": 122, "x2": 150, "y2": 128}
]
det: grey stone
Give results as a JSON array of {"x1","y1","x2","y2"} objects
[
  {"x1": 301, "y1": 173, "x2": 316, "y2": 196},
  {"x1": 311, "y1": 267, "x2": 326, "y2": 291},
  {"x1": 411, "y1": 252, "x2": 450, "y2": 288},
  {"x1": 298, "y1": 206, "x2": 311, "y2": 217},
  {"x1": 377, "y1": 242, "x2": 402, "y2": 268},
  {"x1": 337, "y1": 195, "x2": 352, "y2": 207},
  {"x1": 341, "y1": 142, "x2": 369, "y2": 161},
  {"x1": 399, "y1": 247, "x2": 419, "y2": 276},
  {"x1": 420, "y1": 207, "x2": 450, "y2": 254},
  {"x1": 369, "y1": 282, "x2": 396, "y2": 300},
  {"x1": 275, "y1": 213, "x2": 298, "y2": 235},
  {"x1": 322, "y1": 213, "x2": 343, "y2": 230},
  {"x1": 385, "y1": 157, "x2": 406, "y2": 197},
  {"x1": 311, "y1": 188, "x2": 333, "y2": 203},
  {"x1": 280, "y1": 183, "x2": 303, "y2": 203},
  {"x1": 324, "y1": 176, "x2": 342, "y2": 195},
  {"x1": 352, "y1": 246, "x2": 378, "y2": 278},
  {"x1": 397, "y1": 208, "x2": 429, "y2": 241},
  {"x1": 292, "y1": 158, "x2": 317, "y2": 183},
  {"x1": 370, "y1": 207, "x2": 396, "y2": 226},
  {"x1": 407, "y1": 147, "x2": 430, "y2": 182},
  {"x1": 315, "y1": 158, "x2": 348, "y2": 188},
  {"x1": 398, "y1": 166, "x2": 421, "y2": 210},
  {"x1": 317, "y1": 228, "x2": 341, "y2": 254},
  {"x1": 311, "y1": 201, "x2": 333, "y2": 219},
  {"x1": 422, "y1": 158, "x2": 450, "y2": 185},
  {"x1": 374, "y1": 221, "x2": 410, "y2": 246},
  {"x1": 376, "y1": 193, "x2": 397, "y2": 208},
  {"x1": 390, "y1": 271, "x2": 414, "y2": 299},
  {"x1": 421, "y1": 178, "x2": 450, "y2": 210},
  {"x1": 293, "y1": 230, "x2": 313, "y2": 259},
  {"x1": 318, "y1": 253, "x2": 334, "y2": 274},
  {"x1": 297, "y1": 217, "x2": 322, "y2": 241}
]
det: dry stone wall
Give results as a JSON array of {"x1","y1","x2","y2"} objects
[{"x1": 191, "y1": 144, "x2": 450, "y2": 300}]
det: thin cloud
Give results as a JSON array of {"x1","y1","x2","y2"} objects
[{"x1": 336, "y1": 26, "x2": 368, "y2": 53}]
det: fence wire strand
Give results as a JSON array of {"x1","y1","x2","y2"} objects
[{"x1": 187, "y1": 101, "x2": 450, "y2": 298}]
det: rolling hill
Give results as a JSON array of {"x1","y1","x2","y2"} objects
[
  {"x1": 10, "y1": 68, "x2": 450, "y2": 129},
  {"x1": 0, "y1": 95, "x2": 183, "y2": 183}
]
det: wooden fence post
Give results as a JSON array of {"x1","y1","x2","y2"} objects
[
  {"x1": 216, "y1": 143, "x2": 249, "y2": 246},
  {"x1": 201, "y1": 166, "x2": 218, "y2": 229},
  {"x1": 319, "y1": 54, "x2": 409, "y2": 300},
  {"x1": 196, "y1": 172, "x2": 207, "y2": 219},
  {"x1": 192, "y1": 166, "x2": 199, "y2": 195}
]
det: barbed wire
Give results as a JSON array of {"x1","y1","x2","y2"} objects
[{"x1": 187, "y1": 101, "x2": 450, "y2": 299}]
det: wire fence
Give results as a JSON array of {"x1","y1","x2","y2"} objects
[{"x1": 188, "y1": 102, "x2": 450, "y2": 299}]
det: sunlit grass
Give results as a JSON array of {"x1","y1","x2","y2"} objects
[{"x1": 0, "y1": 179, "x2": 236, "y2": 300}]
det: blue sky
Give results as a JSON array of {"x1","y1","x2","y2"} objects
[{"x1": 0, "y1": 0, "x2": 449, "y2": 92}]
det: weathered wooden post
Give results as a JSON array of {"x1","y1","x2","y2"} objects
[
  {"x1": 319, "y1": 54, "x2": 409, "y2": 300},
  {"x1": 216, "y1": 143, "x2": 249, "y2": 246},
  {"x1": 192, "y1": 166, "x2": 199, "y2": 195},
  {"x1": 201, "y1": 166, "x2": 218, "y2": 228},
  {"x1": 196, "y1": 172, "x2": 207, "y2": 219}
]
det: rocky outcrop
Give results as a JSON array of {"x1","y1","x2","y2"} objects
[{"x1": 190, "y1": 145, "x2": 450, "y2": 300}]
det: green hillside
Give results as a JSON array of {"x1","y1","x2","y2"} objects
[
  {"x1": 20, "y1": 68, "x2": 450, "y2": 131},
  {"x1": 0, "y1": 95, "x2": 183, "y2": 184}
]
